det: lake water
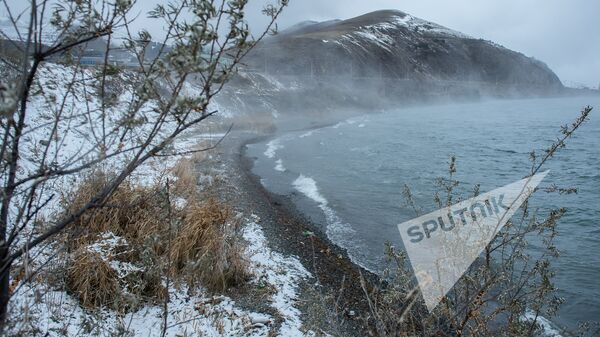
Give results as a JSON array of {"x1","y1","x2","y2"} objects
[{"x1": 246, "y1": 96, "x2": 600, "y2": 331}]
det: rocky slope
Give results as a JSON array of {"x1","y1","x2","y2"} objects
[{"x1": 241, "y1": 10, "x2": 563, "y2": 105}]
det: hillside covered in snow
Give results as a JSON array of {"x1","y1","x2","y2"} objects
[{"x1": 241, "y1": 10, "x2": 563, "y2": 102}]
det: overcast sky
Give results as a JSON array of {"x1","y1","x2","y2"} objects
[{"x1": 2, "y1": 0, "x2": 599, "y2": 87}]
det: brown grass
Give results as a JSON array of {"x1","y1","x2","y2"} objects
[
  {"x1": 170, "y1": 157, "x2": 198, "y2": 199},
  {"x1": 61, "y1": 165, "x2": 249, "y2": 310},
  {"x1": 62, "y1": 171, "x2": 170, "y2": 309},
  {"x1": 67, "y1": 248, "x2": 121, "y2": 309},
  {"x1": 169, "y1": 143, "x2": 217, "y2": 199},
  {"x1": 170, "y1": 198, "x2": 249, "y2": 293},
  {"x1": 63, "y1": 171, "x2": 168, "y2": 254}
]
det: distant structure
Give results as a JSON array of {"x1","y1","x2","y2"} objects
[
  {"x1": 75, "y1": 47, "x2": 150, "y2": 68},
  {"x1": 79, "y1": 50, "x2": 105, "y2": 66}
]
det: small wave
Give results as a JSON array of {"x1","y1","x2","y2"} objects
[
  {"x1": 299, "y1": 130, "x2": 314, "y2": 138},
  {"x1": 358, "y1": 123, "x2": 366, "y2": 128},
  {"x1": 196, "y1": 133, "x2": 227, "y2": 139},
  {"x1": 275, "y1": 159, "x2": 286, "y2": 172},
  {"x1": 292, "y1": 175, "x2": 328, "y2": 205},
  {"x1": 264, "y1": 139, "x2": 283, "y2": 159},
  {"x1": 495, "y1": 148, "x2": 519, "y2": 154},
  {"x1": 577, "y1": 174, "x2": 600, "y2": 180},
  {"x1": 521, "y1": 310, "x2": 563, "y2": 337},
  {"x1": 292, "y1": 175, "x2": 361, "y2": 264}
]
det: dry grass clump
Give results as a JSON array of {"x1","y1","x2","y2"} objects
[
  {"x1": 63, "y1": 171, "x2": 168, "y2": 253},
  {"x1": 169, "y1": 144, "x2": 216, "y2": 199},
  {"x1": 170, "y1": 157, "x2": 198, "y2": 199},
  {"x1": 61, "y1": 171, "x2": 171, "y2": 310},
  {"x1": 60, "y1": 166, "x2": 249, "y2": 311},
  {"x1": 67, "y1": 248, "x2": 120, "y2": 309},
  {"x1": 171, "y1": 198, "x2": 249, "y2": 293}
]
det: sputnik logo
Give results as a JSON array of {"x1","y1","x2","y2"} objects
[{"x1": 397, "y1": 171, "x2": 549, "y2": 312}]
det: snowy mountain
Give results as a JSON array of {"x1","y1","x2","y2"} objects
[{"x1": 245, "y1": 10, "x2": 563, "y2": 96}]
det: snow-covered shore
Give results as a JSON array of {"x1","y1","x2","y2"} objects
[
  {"x1": 9, "y1": 212, "x2": 319, "y2": 336},
  {"x1": 4, "y1": 62, "x2": 329, "y2": 336}
]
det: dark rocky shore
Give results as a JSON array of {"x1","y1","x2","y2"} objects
[{"x1": 197, "y1": 127, "x2": 381, "y2": 336}]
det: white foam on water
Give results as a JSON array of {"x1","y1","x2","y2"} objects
[
  {"x1": 292, "y1": 175, "x2": 328, "y2": 205},
  {"x1": 299, "y1": 130, "x2": 314, "y2": 138},
  {"x1": 275, "y1": 159, "x2": 286, "y2": 172},
  {"x1": 196, "y1": 133, "x2": 227, "y2": 139},
  {"x1": 522, "y1": 310, "x2": 563, "y2": 337},
  {"x1": 292, "y1": 175, "x2": 365, "y2": 267},
  {"x1": 264, "y1": 139, "x2": 283, "y2": 159}
]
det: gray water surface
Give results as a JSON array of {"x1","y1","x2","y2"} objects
[{"x1": 247, "y1": 96, "x2": 600, "y2": 331}]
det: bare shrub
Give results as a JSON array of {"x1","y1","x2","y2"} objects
[{"x1": 0, "y1": 0, "x2": 287, "y2": 324}]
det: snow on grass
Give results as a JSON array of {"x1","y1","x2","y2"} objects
[
  {"x1": 6, "y1": 61, "x2": 319, "y2": 336},
  {"x1": 86, "y1": 232, "x2": 143, "y2": 279},
  {"x1": 351, "y1": 30, "x2": 395, "y2": 52},
  {"x1": 8, "y1": 214, "x2": 318, "y2": 336},
  {"x1": 9, "y1": 281, "x2": 273, "y2": 337}
]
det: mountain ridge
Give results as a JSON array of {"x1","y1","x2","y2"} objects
[{"x1": 245, "y1": 9, "x2": 563, "y2": 96}]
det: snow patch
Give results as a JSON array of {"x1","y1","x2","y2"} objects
[
  {"x1": 9, "y1": 282, "x2": 273, "y2": 337},
  {"x1": 9, "y1": 216, "x2": 320, "y2": 337},
  {"x1": 333, "y1": 12, "x2": 472, "y2": 50},
  {"x1": 243, "y1": 215, "x2": 314, "y2": 336},
  {"x1": 389, "y1": 13, "x2": 471, "y2": 39}
]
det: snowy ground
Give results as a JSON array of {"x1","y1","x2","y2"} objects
[
  {"x1": 8, "y1": 213, "x2": 320, "y2": 336},
  {"x1": 5, "y1": 62, "x2": 322, "y2": 336}
]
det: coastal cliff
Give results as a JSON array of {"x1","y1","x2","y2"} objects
[{"x1": 217, "y1": 10, "x2": 565, "y2": 116}]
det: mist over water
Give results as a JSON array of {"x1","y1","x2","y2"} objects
[{"x1": 247, "y1": 96, "x2": 600, "y2": 331}]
